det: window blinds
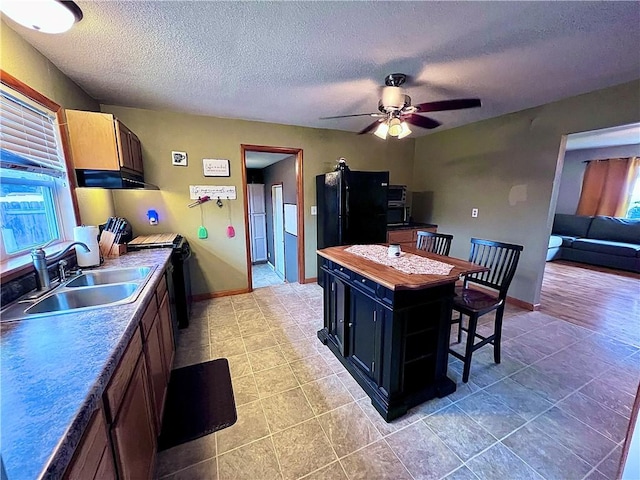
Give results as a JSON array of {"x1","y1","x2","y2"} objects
[{"x1": 0, "y1": 88, "x2": 66, "y2": 176}]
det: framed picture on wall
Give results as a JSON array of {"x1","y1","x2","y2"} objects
[{"x1": 203, "y1": 158, "x2": 230, "y2": 177}]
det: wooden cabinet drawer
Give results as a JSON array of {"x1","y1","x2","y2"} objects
[
  {"x1": 156, "y1": 275, "x2": 167, "y2": 303},
  {"x1": 387, "y1": 230, "x2": 413, "y2": 244},
  {"x1": 353, "y1": 273, "x2": 376, "y2": 296},
  {"x1": 140, "y1": 295, "x2": 158, "y2": 340},
  {"x1": 104, "y1": 327, "x2": 143, "y2": 422}
]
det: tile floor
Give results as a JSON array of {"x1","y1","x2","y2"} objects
[
  {"x1": 252, "y1": 263, "x2": 284, "y2": 288},
  {"x1": 156, "y1": 282, "x2": 639, "y2": 480}
]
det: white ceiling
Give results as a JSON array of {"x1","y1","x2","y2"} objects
[
  {"x1": 565, "y1": 123, "x2": 640, "y2": 151},
  {"x1": 245, "y1": 152, "x2": 291, "y2": 169},
  {"x1": 4, "y1": 1, "x2": 640, "y2": 138}
]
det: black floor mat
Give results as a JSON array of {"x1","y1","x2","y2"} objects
[{"x1": 158, "y1": 358, "x2": 237, "y2": 451}]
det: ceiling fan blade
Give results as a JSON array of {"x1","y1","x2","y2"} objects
[
  {"x1": 415, "y1": 98, "x2": 481, "y2": 113},
  {"x1": 358, "y1": 120, "x2": 383, "y2": 135},
  {"x1": 404, "y1": 114, "x2": 441, "y2": 130},
  {"x1": 319, "y1": 113, "x2": 383, "y2": 120}
]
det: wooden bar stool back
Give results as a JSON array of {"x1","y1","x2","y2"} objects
[
  {"x1": 450, "y1": 238, "x2": 523, "y2": 383},
  {"x1": 416, "y1": 231, "x2": 454, "y2": 256}
]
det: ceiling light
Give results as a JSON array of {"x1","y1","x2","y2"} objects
[
  {"x1": 1, "y1": 0, "x2": 83, "y2": 34},
  {"x1": 374, "y1": 122, "x2": 389, "y2": 139},
  {"x1": 388, "y1": 118, "x2": 403, "y2": 137},
  {"x1": 397, "y1": 122, "x2": 412, "y2": 139}
]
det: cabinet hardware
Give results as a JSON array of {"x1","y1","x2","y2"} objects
[
  {"x1": 348, "y1": 322, "x2": 353, "y2": 327},
  {"x1": 373, "y1": 311, "x2": 377, "y2": 322},
  {"x1": 331, "y1": 282, "x2": 335, "y2": 292},
  {"x1": 372, "y1": 361, "x2": 375, "y2": 372},
  {"x1": 361, "y1": 279, "x2": 366, "y2": 283}
]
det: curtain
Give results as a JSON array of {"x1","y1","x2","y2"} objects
[{"x1": 576, "y1": 157, "x2": 640, "y2": 217}]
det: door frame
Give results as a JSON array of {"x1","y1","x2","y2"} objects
[
  {"x1": 241, "y1": 144, "x2": 304, "y2": 291},
  {"x1": 271, "y1": 183, "x2": 285, "y2": 279}
]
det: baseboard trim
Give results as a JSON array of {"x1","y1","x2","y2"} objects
[
  {"x1": 507, "y1": 295, "x2": 539, "y2": 311},
  {"x1": 191, "y1": 288, "x2": 250, "y2": 301},
  {"x1": 302, "y1": 277, "x2": 317, "y2": 284}
]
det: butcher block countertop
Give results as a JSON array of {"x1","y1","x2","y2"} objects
[{"x1": 317, "y1": 245, "x2": 487, "y2": 291}]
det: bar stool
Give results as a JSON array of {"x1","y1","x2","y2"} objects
[
  {"x1": 415, "y1": 231, "x2": 453, "y2": 256},
  {"x1": 450, "y1": 238, "x2": 523, "y2": 383}
]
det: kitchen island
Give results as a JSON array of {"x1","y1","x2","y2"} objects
[
  {"x1": 317, "y1": 244, "x2": 486, "y2": 421},
  {"x1": 1, "y1": 249, "x2": 172, "y2": 480}
]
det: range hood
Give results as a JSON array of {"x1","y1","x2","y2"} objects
[{"x1": 75, "y1": 169, "x2": 159, "y2": 190}]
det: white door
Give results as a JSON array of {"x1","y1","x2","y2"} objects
[
  {"x1": 248, "y1": 184, "x2": 265, "y2": 214},
  {"x1": 250, "y1": 213, "x2": 267, "y2": 262},
  {"x1": 272, "y1": 185, "x2": 285, "y2": 279}
]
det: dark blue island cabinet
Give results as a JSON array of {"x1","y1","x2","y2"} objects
[{"x1": 317, "y1": 245, "x2": 487, "y2": 422}]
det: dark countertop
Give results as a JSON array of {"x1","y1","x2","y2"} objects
[
  {"x1": 387, "y1": 222, "x2": 437, "y2": 231},
  {"x1": 0, "y1": 249, "x2": 172, "y2": 480}
]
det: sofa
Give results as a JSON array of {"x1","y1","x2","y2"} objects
[{"x1": 547, "y1": 214, "x2": 640, "y2": 273}]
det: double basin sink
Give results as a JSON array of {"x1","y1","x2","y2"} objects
[{"x1": 1, "y1": 266, "x2": 156, "y2": 322}]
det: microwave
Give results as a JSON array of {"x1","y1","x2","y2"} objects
[
  {"x1": 387, "y1": 205, "x2": 410, "y2": 226},
  {"x1": 388, "y1": 185, "x2": 407, "y2": 206}
]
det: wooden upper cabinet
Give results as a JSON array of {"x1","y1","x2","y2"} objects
[{"x1": 66, "y1": 110, "x2": 144, "y2": 175}]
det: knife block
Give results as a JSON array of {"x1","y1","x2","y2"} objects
[{"x1": 99, "y1": 231, "x2": 127, "y2": 258}]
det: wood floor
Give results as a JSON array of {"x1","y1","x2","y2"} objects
[{"x1": 540, "y1": 260, "x2": 640, "y2": 347}]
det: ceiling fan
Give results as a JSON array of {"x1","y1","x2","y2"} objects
[{"x1": 320, "y1": 73, "x2": 481, "y2": 139}]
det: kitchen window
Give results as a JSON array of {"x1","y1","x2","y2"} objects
[{"x1": 0, "y1": 73, "x2": 77, "y2": 267}]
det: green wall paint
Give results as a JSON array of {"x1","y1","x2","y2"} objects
[
  {"x1": 412, "y1": 80, "x2": 640, "y2": 305},
  {"x1": 102, "y1": 105, "x2": 415, "y2": 296}
]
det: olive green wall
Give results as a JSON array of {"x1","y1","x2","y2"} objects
[
  {"x1": 0, "y1": 20, "x2": 115, "y2": 226},
  {"x1": 412, "y1": 80, "x2": 640, "y2": 306},
  {"x1": 102, "y1": 105, "x2": 415, "y2": 296}
]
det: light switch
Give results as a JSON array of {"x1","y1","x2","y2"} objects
[
  {"x1": 311, "y1": 206, "x2": 317, "y2": 216},
  {"x1": 472, "y1": 208, "x2": 478, "y2": 218}
]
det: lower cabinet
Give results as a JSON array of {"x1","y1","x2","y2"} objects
[
  {"x1": 65, "y1": 272, "x2": 175, "y2": 479},
  {"x1": 110, "y1": 355, "x2": 156, "y2": 480},
  {"x1": 387, "y1": 226, "x2": 437, "y2": 251},
  {"x1": 63, "y1": 404, "x2": 116, "y2": 480},
  {"x1": 318, "y1": 257, "x2": 456, "y2": 421},
  {"x1": 349, "y1": 288, "x2": 383, "y2": 384},
  {"x1": 326, "y1": 276, "x2": 348, "y2": 356}
]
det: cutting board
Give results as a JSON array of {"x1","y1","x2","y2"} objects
[{"x1": 128, "y1": 233, "x2": 179, "y2": 246}]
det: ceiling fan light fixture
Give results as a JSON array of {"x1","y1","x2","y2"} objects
[
  {"x1": 374, "y1": 122, "x2": 389, "y2": 139},
  {"x1": 397, "y1": 122, "x2": 412, "y2": 139},
  {"x1": 388, "y1": 117, "x2": 403, "y2": 137},
  {"x1": 1, "y1": 0, "x2": 83, "y2": 34}
]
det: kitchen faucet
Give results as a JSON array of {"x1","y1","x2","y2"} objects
[{"x1": 31, "y1": 242, "x2": 90, "y2": 290}]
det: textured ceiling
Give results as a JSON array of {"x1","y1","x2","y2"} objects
[{"x1": 5, "y1": 1, "x2": 640, "y2": 137}]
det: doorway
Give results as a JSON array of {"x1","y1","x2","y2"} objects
[
  {"x1": 241, "y1": 145, "x2": 304, "y2": 291},
  {"x1": 272, "y1": 184, "x2": 285, "y2": 279}
]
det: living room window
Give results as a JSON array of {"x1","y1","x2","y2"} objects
[
  {"x1": 625, "y1": 164, "x2": 640, "y2": 219},
  {"x1": 0, "y1": 77, "x2": 76, "y2": 264}
]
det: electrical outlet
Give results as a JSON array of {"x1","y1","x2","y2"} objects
[
  {"x1": 472, "y1": 208, "x2": 479, "y2": 218},
  {"x1": 311, "y1": 206, "x2": 317, "y2": 216}
]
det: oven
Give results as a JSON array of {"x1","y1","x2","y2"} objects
[{"x1": 127, "y1": 234, "x2": 192, "y2": 332}]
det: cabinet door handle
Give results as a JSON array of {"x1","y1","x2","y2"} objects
[
  {"x1": 373, "y1": 311, "x2": 377, "y2": 322},
  {"x1": 348, "y1": 323, "x2": 353, "y2": 327},
  {"x1": 361, "y1": 279, "x2": 366, "y2": 283}
]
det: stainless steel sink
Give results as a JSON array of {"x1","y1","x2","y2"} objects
[
  {"x1": 25, "y1": 283, "x2": 140, "y2": 315},
  {"x1": 0, "y1": 265, "x2": 156, "y2": 322},
  {"x1": 65, "y1": 267, "x2": 152, "y2": 287}
]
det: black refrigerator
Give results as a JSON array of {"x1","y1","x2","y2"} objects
[{"x1": 316, "y1": 163, "x2": 389, "y2": 251}]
